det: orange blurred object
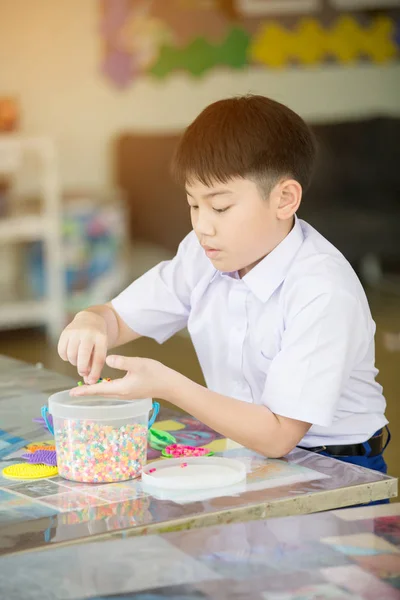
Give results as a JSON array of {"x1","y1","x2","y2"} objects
[{"x1": 0, "y1": 97, "x2": 19, "y2": 132}]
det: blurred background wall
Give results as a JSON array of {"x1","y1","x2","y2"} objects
[{"x1": 0, "y1": 0, "x2": 399, "y2": 189}]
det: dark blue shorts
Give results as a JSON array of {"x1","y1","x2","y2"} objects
[{"x1": 319, "y1": 427, "x2": 391, "y2": 506}]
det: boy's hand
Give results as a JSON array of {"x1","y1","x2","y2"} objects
[
  {"x1": 58, "y1": 311, "x2": 108, "y2": 384},
  {"x1": 69, "y1": 355, "x2": 174, "y2": 400}
]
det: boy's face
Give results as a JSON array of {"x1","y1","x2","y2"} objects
[{"x1": 186, "y1": 176, "x2": 292, "y2": 276}]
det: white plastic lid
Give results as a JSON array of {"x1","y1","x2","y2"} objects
[
  {"x1": 142, "y1": 456, "x2": 247, "y2": 491},
  {"x1": 48, "y1": 390, "x2": 152, "y2": 421}
]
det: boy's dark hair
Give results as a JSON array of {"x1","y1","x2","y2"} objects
[{"x1": 171, "y1": 94, "x2": 317, "y2": 196}]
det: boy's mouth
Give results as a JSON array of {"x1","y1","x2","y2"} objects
[{"x1": 202, "y1": 245, "x2": 220, "y2": 258}]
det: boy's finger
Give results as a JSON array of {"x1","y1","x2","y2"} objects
[
  {"x1": 83, "y1": 351, "x2": 94, "y2": 383},
  {"x1": 77, "y1": 341, "x2": 94, "y2": 377},
  {"x1": 66, "y1": 338, "x2": 80, "y2": 367},
  {"x1": 106, "y1": 354, "x2": 135, "y2": 372},
  {"x1": 69, "y1": 378, "x2": 125, "y2": 398},
  {"x1": 87, "y1": 344, "x2": 107, "y2": 384},
  {"x1": 58, "y1": 332, "x2": 68, "y2": 361}
]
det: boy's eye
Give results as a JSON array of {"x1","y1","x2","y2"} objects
[{"x1": 189, "y1": 205, "x2": 230, "y2": 213}]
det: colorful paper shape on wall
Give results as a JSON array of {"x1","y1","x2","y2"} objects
[
  {"x1": 150, "y1": 27, "x2": 250, "y2": 77},
  {"x1": 250, "y1": 16, "x2": 397, "y2": 67},
  {"x1": 100, "y1": 0, "x2": 400, "y2": 87}
]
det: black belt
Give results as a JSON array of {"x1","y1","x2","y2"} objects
[{"x1": 299, "y1": 430, "x2": 385, "y2": 457}]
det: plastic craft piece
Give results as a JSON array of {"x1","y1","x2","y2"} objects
[
  {"x1": 142, "y1": 456, "x2": 246, "y2": 491},
  {"x1": 148, "y1": 428, "x2": 176, "y2": 451},
  {"x1": 77, "y1": 378, "x2": 112, "y2": 386},
  {"x1": 161, "y1": 444, "x2": 214, "y2": 458},
  {"x1": 2, "y1": 463, "x2": 58, "y2": 480},
  {"x1": 21, "y1": 449, "x2": 57, "y2": 466},
  {"x1": 26, "y1": 442, "x2": 55, "y2": 453},
  {"x1": 33, "y1": 414, "x2": 54, "y2": 430}
]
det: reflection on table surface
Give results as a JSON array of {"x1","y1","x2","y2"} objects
[
  {"x1": 0, "y1": 355, "x2": 397, "y2": 558},
  {"x1": 0, "y1": 503, "x2": 399, "y2": 599}
]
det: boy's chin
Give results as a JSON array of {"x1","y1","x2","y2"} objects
[
  {"x1": 212, "y1": 259, "x2": 238, "y2": 273},
  {"x1": 208, "y1": 253, "x2": 251, "y2": 275}
]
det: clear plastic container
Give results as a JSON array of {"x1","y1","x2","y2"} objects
[{"x1": 48, "y1": 391, "x2": 152, "y2": 483}]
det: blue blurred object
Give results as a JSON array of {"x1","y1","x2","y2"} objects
[
  {"x1": 26, "y1": 199, "x2": 125, "y2": 298},
  {"x1": 0, "y1": 429, "x2": 27, "y2": 460}
]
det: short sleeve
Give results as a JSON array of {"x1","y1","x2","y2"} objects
[
  {"x1": 111, "y1": 232, "x2": 196, "y2": 344},
  {"x1": 262, "y1": 288, "x2": 367, "y2": 427}
]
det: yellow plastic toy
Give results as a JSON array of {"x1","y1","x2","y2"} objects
[{"x1": 2, "y1": 463, "x2": 58, "y2": 480}]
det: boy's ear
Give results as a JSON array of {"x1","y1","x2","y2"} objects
[{"x1": 273, "y1": 179, "x2": 302, "y2": 220}]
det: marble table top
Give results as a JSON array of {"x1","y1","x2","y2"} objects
[{"x1": 0, "y1": 355, "x2": 397, "y2": 558}]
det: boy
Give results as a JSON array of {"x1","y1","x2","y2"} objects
[{"x1": 59, "y1": 95, "x2": 389, "y2": 473}]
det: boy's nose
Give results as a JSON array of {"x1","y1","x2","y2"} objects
[{"x1": 194, "y1": 213, "x2": 215, "y2": 237}]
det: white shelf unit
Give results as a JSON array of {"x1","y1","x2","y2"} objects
[{"x1": 0, "y1": 136, "x2": 65, "y2": 341}]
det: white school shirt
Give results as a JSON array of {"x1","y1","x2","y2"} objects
[{"x1": 112, "y1": 217, "x2": 387, "y2": 447}]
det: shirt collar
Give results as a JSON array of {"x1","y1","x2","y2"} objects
[{"x1": 210, "y1": 216, "x2": 304, "y2": 302}]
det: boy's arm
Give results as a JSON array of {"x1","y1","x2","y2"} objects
[
  {"x1": 166, "y1": 372, "x2": 311, "y2": 457},
  {"x1": 60, "y1": 232, "x2": 200, "y2": 380},
  {"x1": 82, "y1": 303, "x2": 142, "y2": 348},
  {"x1": 58, "y1": 304, "x2": 142, "y2": 384},
  {"x1": 170, "y1": 286, "x2": 366, "y2": 456},
  {"x1": 164, "y1": 282, "x2": 365, "y2": 456},
  {"x1": 70, "y1": 354, "x2": 310, "y2": 458}
]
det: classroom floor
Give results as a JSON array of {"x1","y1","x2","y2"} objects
[{"x1": 0, "y1": 287, "x2": 398, "y2": 500}]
